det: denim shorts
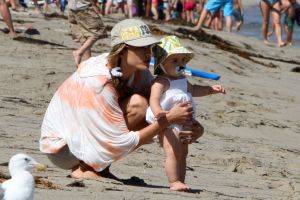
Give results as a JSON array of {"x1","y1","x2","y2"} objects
[{"x1": 204, "y1": 0, "x2": 233, "y2": 16}]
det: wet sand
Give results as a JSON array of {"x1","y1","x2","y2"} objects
[{"x1": 1, "y1": 1, "x2": 300, "y2": 199}]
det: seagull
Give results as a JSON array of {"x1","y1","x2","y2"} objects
[{"x1": 0, "y1": 153, "x2": 46, "y2": 200}]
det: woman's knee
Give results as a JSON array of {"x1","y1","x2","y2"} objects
[{"x1": 128, "y1": 94, "x2": 148, "y2": 116}]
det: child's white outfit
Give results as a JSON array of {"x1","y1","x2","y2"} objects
[{"x1": 146, "y1": 76, "x2": 196, "y2": 132}]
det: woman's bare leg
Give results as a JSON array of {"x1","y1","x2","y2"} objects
[
  {"x1": 0, "y1": 0, "x2": 16, "y2": 37},
  {"x1": 271, "y1": 2, "x2": 285, "y2": 47},
  {"x1": 71, "y1": 94, "x2": 148, "y2": 178},
  {"x1": 260, "y1": 0, "x2": 271, "y2": 45}
]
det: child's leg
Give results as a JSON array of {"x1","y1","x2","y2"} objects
[
  {"x1": 179, "y1": 141, "x2": 188, "y2": 183},
  {"x1": 73, "y1": 37, "x2": 97, "y2": 67},
  {"x1": 161, "y1": 128, "x2": 189, "y2": 191}
]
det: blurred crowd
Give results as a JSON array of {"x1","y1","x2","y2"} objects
[{"x1": 1, "y1": 0, "x2": 299, "y2": 46}]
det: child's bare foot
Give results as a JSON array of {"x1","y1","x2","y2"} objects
[
  {"x1": 72, "y1": 50, "x2": 82, "y2": 67},
  {"x1": 170, "y1": 181, "x2": 190, "y2": 192}
]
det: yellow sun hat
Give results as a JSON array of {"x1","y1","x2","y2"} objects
[{"x1": 152, "y1": 35, "x2": 194, "y2": 73}]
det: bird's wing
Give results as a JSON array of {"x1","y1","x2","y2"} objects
[{"x1": 0, "y1": 183, "x2": 5, "y2": 199}]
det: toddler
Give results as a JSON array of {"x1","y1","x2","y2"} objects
[{"x1": 146, "y1": 35, "x2": 225, "y2": 191}]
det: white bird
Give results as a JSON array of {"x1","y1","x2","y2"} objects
[{"x1": 0, "y1": 153, "x2": 46, "y2": 200}]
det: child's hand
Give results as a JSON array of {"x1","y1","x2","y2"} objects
[
  {"x1": 155, "y1": 110, "x2": 169, "y2": 119},
  {"x1": 210, "y1": 85, "x2": 226, "y2": 94}
]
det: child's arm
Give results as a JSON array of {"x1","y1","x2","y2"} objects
[
  {"x1": 150, "y1": 77, "x2": 170, "y2": 118},
  {"x1": 188, "y1": 82, "x2": 225, "y2": 97}
]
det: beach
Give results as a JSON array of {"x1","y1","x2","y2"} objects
[{"x1": 1, "y1": 1, "x2": 300, "y2": 199}]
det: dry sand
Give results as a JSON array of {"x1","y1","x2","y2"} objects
[{"x1": 0, "y1": 3, "x2": 300, "y2": 200}]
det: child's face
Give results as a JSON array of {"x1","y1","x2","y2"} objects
[{"x1": 161, "y1": 54, "x2": 187, "y2": 78}]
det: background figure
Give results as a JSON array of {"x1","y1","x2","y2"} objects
[
  {"x1": 282, "y1": 0, "x2": 297, "y2": 45},
  {"x1": 125, "y1": 0, "x2": 133, "y2": 18},
  {"x1": 195, "y1": 0, "x2": 233, "y2": 32},
  {"x1": 151, "y1": 0, "x2": 159, "y2": 19},
  {"x1": 145, "y1": 0, "x2": 152, "y2": 17},
  {"x1": 0, "y1": 0, "x2": 17, "y2": 37},
  {"x1": 163, "y1": 0, "x2": 171, "y2": 21},
  {"x1": 5, "y1": 0, "x2": 22, "y2": 11},
  {"x1": 232, "y1": 0, "x2": 243, "y2": 30},
  {"x1": 259, "y1": 0, "x2": 285, "y2": 47},
  {"x1": 105, "y1": 0, "x2": 113, "y2": 14},
  {"x1": 68, "y1": 0, "x2": 107, "y2": 67},
  {"x1": 184, "y1": 0, "x2": 195, "y2": 24}
]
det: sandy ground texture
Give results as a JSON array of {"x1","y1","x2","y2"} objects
[{"x1": 1, "y1": 3, "x2": 300, "y2": 200}]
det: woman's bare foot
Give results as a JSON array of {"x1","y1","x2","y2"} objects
[
  {"x1": 72, "y1": 50, "x2": 82, "y2": 68},
  {"x1": 278, "y1": 42, "x2": 286, "y2": 47},
  {"x1": 71, "y1": 162, "x2": 101, "y2": 179},
  {"x1": 170, "y1": 181, "x2": 190, "y2": 192}
]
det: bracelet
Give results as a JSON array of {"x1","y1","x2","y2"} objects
[{"x1": 157, "y1": 115, "x2": 170, "y2": 129}]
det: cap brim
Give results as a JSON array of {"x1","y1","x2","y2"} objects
[{"x1": 125, "y1": 36, "x2": 160, "y2": 47}]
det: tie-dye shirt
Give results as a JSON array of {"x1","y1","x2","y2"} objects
[{"x1": 40, "y1": 53, "x2": 152, "y2": 172}]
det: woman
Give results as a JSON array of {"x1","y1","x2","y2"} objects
[
  {"x1": 259, "y1": 0, "x2": 286, "y2": 47},
  {"x1": 39, "y1": 19, "x2": 203, "y2": 179}
]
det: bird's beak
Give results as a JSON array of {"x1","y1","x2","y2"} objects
[{"x1": 35, "y1": 163, "x2": 47, "y2": 172}]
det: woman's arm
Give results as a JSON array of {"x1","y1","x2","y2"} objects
[{"x1": 137, "y1": 102, "x2": 193, "y2": 146}]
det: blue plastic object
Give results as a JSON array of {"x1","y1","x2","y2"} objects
[{"x1": 184, "y1": 67, "x2": 221, "y2": 80}]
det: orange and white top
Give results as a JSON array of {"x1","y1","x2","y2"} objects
[{"x1": 39, "y1": 53, "x2": 149, "y2": 172}]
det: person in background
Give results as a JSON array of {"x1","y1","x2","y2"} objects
[
  {"x1": 163, "y1": 0, "x2": 171, "y2": 21},
  {"x1": 0, "y1": 0, "x2": 17, "y2": 38},
  {"x1": 259, "y1": 0, "x2": 286, "y2": 47},
  {"x1": 232, "y1": 0, "x2": 243, "y2": 30},
  {"x1": 282, "y1": 0, "x2": 297, "y2": 45},
  {"x1": 151, "y1": 0, "x2": 159, "y2": 19},
  {"x1": 68, "y1": 0, "x2": 107, "y2": 67},
  {"x1": 183, "y1": 0, "x2": 195, "y2": 24},
  {"x1": 195, "y1": 0, "x2": 233, "y2": 32}
]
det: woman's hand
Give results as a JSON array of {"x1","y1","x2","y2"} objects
[{"x1": 166, "y1": 102, "x2": 193, "y2": 124}]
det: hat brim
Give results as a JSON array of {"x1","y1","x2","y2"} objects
[{"x1": 125, "y1": 36, "x2": 160, "y2": 47}]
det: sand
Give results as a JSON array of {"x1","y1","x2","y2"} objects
[{"x1": 0, "y1": 2, "x2": 300, "y2": 200}]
